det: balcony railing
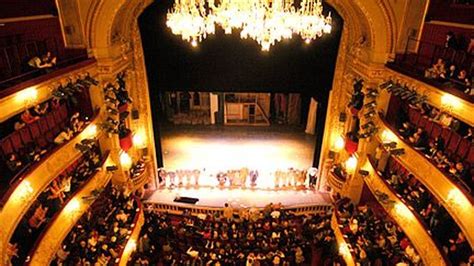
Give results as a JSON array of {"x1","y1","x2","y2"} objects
[
  {"x1": 0, "y1": 117, "x2": 104, "y2": 259},
  {"x1": 0, "y1": 37, "x2": 89, "y2": 92},
  {"x1": 387, "y1": 37, "x2": 473, "y2": 103},
  {"x1": 375, "y1": 114, "x2": 474, "y2": 247},
  {"x1": 365, "y1": 158, "x2": 449, "y2": 265}
]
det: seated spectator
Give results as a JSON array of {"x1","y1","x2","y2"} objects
[
  {"x1": 20, "y1": 109, "x2": 39, "y2": 124},
  {"x1": 25, "y1": 144, "x2": 47, "y2": 163},
  {"x1": 445, "y1": 64, "x2": 457, "y2": 79},
  {"x1": 464, "y1": 127, "x2": 473, "y2": 142},
  {"x1": 33, "y1": 102, "x2": 49, "y2": 116},
  {"x1": 14, "y1": 120, "x2": 26, "y2": 130},
  {"x1": 445, "y1": 31, "x2": 458, "y2": 50},
  {"x1": 425, "y1": 58, "x2": 446, "y2": 79},
  {"x1": 54, "y1": 128, "x2": 74, "y2": 145},
  {"x1": 399, "y1": 122, "x2": 414, "y2": 139},
  {"x1": 6, "y1": 153, "x2": 23, "y2": 173},
  {"x1": 70, "y1": 113, "x2": 85, "y2": 133},
  {"x1": 427, "y1": 137, "x2": 445, "y2": 158},
  {"x1": 409, "y1": 127, "x2": 429, "y2": 150},
  {"x1": 28, "y1": 51, "x2": 56, "y2": 69}
]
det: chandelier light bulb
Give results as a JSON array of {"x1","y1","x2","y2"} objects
[{"x1": 166, "y1": 0, "x2": 332, "y2": 51}]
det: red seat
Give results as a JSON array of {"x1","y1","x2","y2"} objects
[
  {"x1": 29, "y1": 123, "x2": 41, "y2": 139},
  {"x1": 408, "y1": 107, "x2": 420, "y2": 125},
  {"x1": 440, "y1": 128, "x2": 452, "y2": 146},
  {"x1": 19, "y1": 127, "x2": 33, "y2": 145},
  {"x1": 36, "y1": 136, "x2": 48, "y2": 148},
  {"x1": 418, "y1": 116, "x2": 428, "y2": 129},
  {"x1": 38, "y1": 119, "x2": 50, "y2": 134},
  {"x1": 467, "y1": 146, "x2": 474, "y2": 165},
  {"x1": 431, "y1": 124, "x2": 442, "y2": 139},
  {"x1": 59, "y1": 105, "x2": 68, "y2": 121},
  {"x1": 10, "y1": 132, "x2": 23, "y2": 152},
  {"x1": 456, "y1": 139, "x2": 471, "y2": 160},
  {"x1": 446, "y1": 133, "x2": 461, "y2": 157},
  {"x1": 0, "y1": 139, "x2": 14, "y2": 156}
]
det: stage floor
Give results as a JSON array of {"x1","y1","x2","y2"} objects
[
  {"x1": 161, "y1": 125, "x2": 316, "y2": 172},
  {"x1": 146, "y1": 187, "x2": 331, "y2": 208}
]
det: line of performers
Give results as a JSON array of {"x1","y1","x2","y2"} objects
[{"x1": 157, "y1": 167, "x2": 318, "y2": 189}]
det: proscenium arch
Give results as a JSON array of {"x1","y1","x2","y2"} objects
[{"x1": 86, "y1": 0, "x2": 396, "y2": 168}]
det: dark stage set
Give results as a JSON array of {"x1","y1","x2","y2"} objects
[{"x1": 138, "y1": 0, "x2": 343, "y2": 168}]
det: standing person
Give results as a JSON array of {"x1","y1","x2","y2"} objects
[
  {"x1": 250, "y1": 170, "x2": 258, "y2": 187},
  {"x1": 240, "y1": 167, "x2": 249, "y2": 187},
  {"x1": 445, "y1": 31, "x2": 458, "y2": 50},
  {"x1": 308, "y1": 168, "x2": 318, "y2": 188},
  {"x1": 223, "y1": 203, "x2": 234, "y2": 222}
]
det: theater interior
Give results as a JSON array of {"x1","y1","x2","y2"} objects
[{"x1": 0, "y1": 0, "x2": 473, "y2": 265}]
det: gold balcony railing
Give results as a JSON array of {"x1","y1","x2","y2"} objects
[
  {"x1": 0, "y1": 116, "x2": 104, "y2": 260},
  {"x1": 117, "y1": 197, "x2": 145, "y2": 266},
  {"x1": 331, "y1": 211, "x2": 355, "y2": 266},
  {"x1": 362, "y1": 158, "x2": 448, "y2": 265},
  {"x1": 376, "y1": 116, "x2": 474, "y2": 247},
  {"x1": 28, "y1": 153, "x2": 113, "y2": 265}
]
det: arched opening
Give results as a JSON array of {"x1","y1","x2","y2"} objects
[{"x1": 138, "y1": 0, "x2": 344, "y2": 170}]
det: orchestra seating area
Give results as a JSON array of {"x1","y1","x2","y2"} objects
[{"x1": 128, "y1": 204, "x2": 341, "y2": 265}]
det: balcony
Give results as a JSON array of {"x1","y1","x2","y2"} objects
[
  {"x1": 387, "y1": 37, "x2": 473, "y2": 103},
  {"x1": 0, "y1": 35, "x2": 90, "y2": 95},
  {"x1": 0, "y1": 117, "x2": 104, "y2": 258},
  {"x1": 376, "y1": 115, "x2": 474, "y2": 247},
  {"x1": 363, "y1": 158, "x2": 447, "y2": 265},
  {"x1": 27, "y1": 155, "x2": 114, "y2": 265}
]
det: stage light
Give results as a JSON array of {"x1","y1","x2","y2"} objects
[
  {"x1": 120, "y1": 151, "x2": 133, "y2": 170},
  {"x1": 191, "y1": 40, "x2": 198, "y2": 47},
  {"x1": 305, "y1": 39, "x2": 311, "y2": 44},
  {"x1": 333, "y1": 136, "x2": 345, "y2": 152}
]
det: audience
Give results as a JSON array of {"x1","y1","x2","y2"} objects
[
  {"x1": 394, "y1": 99, "x2": 474, "y2": 192},
  {"x1": 129, "y1": 203, "x2": 341, "y2": 265},
  {"x1": 8, "y1": 143, "x2": 102, "y2": 264},
  {"x1": 376, "y1": 157, "x2": 473, "y2": 265},
  {"x1": 336, "y1": 198, "x2": 421, "y2": 265},
  {"x1": 51, "y1": 186, "x2": 138, "y2": 265},
  {"x1": 28, "y1": 51, "x2": 57, "y2": 70}
]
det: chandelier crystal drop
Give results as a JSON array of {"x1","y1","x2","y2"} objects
[{"x1": 166, "y1": 0, "x2": 332, "y2": 51}]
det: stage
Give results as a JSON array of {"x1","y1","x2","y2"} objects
[
  {"x1": 146, "y1": 186, "x2": 332, "y2": 209},
  {"x1": 161, "y1": 125, "x2": 316, "y2": 172}
]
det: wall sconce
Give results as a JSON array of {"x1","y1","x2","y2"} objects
[
  {"x1": 333, "y1": 135, "x2": 345, "y2": 152},
  {"x1": 15, "y1": 87, "x2": 38, "y2": 106},
  {"x1": 394, "y1": 202, "x2": 412, "y2": 221},
  {"x1": 14, "y1": 180, "x2": 34, "y2": 202},
  {"x1": 119, "y1": 151, "x2": 133, "y2": 170},
  {"x1": 132, "y1": 128, "x2": 147, "y2": 149},
  {"x1": 447, "y1": 188, "x2": 469, "y2": 210},
  {"x1": 441, "y1": 94, "x2": 461, "y2": 111},
  {"x1": 338, "y1": 243, "x2": 350, "y2": 257},
  {"x1": 64, "y1": 198, "x2": 81, "y2": 215},
  {"x1": 83, "y1": 124, "x2": 98, "y2": 139},
  {"x1": 381, "y1": 129, "x2": 397, "y2": 143},
  {"x1": 345, "y1": 156, "x2": 358, "y2": 174}
]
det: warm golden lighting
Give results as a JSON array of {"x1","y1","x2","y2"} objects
[
  {"x1": 133, "y1": 129, "x2": 148, "y2": 149},
  {"x1": 394, "y1": 202, "x2": 412, "y2": 220},
  {"x1": 441, "y1": 94, "x2": 461, "y2": 110},
  {"x1": 15, "y1": 87, "x2": 38, "y2": 104},
  {"x1": 83, "y1": 124, "x2": 98, "y2": 139},
  {"x1": 338, "y1": 243, "x2": 350, "y2": 256},
  {"x1": 447, "y1": 188, "x2": 470, "y2": 209},
  {"x1": 15, "y1": 180, "x2": 34, "y2": 201},
  {"x1": 333, "y1": 135, "x2": 345, "y2": 152},
  {"x1": 120, "y1": 151, "x2": 133, "y2": 170},
  {"x1": 166, "y1": 0, "x2": 332, "y2": 51},
  {"x1": 381, "y1": 129, "x2": 397, "y2": 143},
  {"x1": 64, "y1": 198, "x2": 81, "y2": 214},
  {"x1": 345, "y1": 156, "x2": 358, "y2": 173}
]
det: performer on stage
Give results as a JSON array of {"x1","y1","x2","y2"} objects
[{"x1": 249, "y1": 170, "x2": 258, "y2": 187}]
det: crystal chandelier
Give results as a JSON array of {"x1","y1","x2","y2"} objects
[{"x1": 166, "y1": 0, "x2": 332, "y2": 51}]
